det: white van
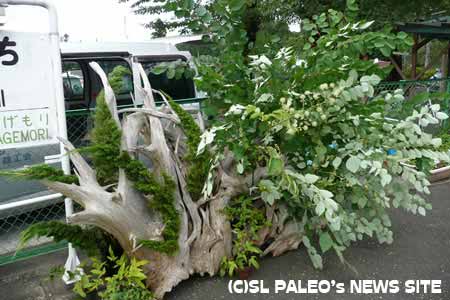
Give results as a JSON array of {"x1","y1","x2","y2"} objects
[
  {"x1": 0, "y1": 41, "x2": 199, "y2": 216},
  {"x1": 60, "y1": 41, "x2": 197, "y2": 110}
]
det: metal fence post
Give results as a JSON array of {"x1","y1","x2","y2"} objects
[
  {"x1": 446, "y1": 78, "x2": 450, "y2": 112},
  {"x1": 443, "y1": 78, "x2": 450, "y2": 130}
]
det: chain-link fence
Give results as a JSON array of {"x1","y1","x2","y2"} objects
[
  {"x1": 0, "y1": 201, "x2": 66, "y2": 265},
  {"x1": 0, "y1": 140, "x2": 65, "y2": 262},
  {"x1": 375, "y1": 78, "x2": 450, "y2": 98},
  {"x1": 0, "y1": 98, "x2": 205, "y2": 265},
  {"x1": 374, "y1": 78, "x2": 450, "y2": 117}
]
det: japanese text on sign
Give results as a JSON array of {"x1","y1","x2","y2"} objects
[
  {"x1": 0, "y1": 36, "x2": 19, "y2": 66},
  {"x1": 0, "y1": 109, "x2": 51, "y2": 147}
]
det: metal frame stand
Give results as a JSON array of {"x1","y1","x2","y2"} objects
[{"x1": 0, "y1": 0, "x2": 81, "y2": 285}]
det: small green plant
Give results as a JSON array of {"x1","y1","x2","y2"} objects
[
  {"x1": 48, "y1": 265, "x2": 65, "y2": 281},
  {"x1": 220, "y1": 196, "x2": 269, "y2": 277},
  {"x1": 439, "y1": 133, "x2": 450, "y2": 152},
  {"x1": 73, "y1": 247, "x2": 154, "y2": 300}
]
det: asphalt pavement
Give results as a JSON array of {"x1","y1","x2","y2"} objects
[{"x1": 1, "y1": 181, "x2": 450, "y2": 300}]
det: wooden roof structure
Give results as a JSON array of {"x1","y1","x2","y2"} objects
[
  {"x1": 393, "y1": 17, "x2": 450, "y2": 81},
  {"x1": 398, "y1": 16, "x2": 450, "y2": 40}
]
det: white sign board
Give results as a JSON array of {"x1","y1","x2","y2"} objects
[{"x1": 0, "y1": 31, "x2": 59, "y2": 149}]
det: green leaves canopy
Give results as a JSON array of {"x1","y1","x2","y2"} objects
[{"x1": 194, "y1": 3, "x2": 448, "y2": 268}]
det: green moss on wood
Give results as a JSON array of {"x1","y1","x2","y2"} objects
[
  {"x1": 88, "y1": 65, "x2": 131, "y2": 185},
  {"x1": 0, "y1": 164, "x2": 79, "y2": 185},
  {"x1": 89, "y1": 95, "x2": 122, "y2": 185},
  {"x1": 168, "y1": 98, "x2": 210, "y2": 201},
  {"x1": 119, "y1": 152, "x2": 179, "y2": 255},
  {"x1": 20, "y1": 221, "x2": 107, "y2": 257}
]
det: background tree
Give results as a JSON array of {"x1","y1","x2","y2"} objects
[
  {"x1": 119, "y1": 0, "x2": 207, "y2": 35},
  {"x1": 151, "y1": 18, "x2": 168, "y2": 38},
  {"x1": 293, "y1": 0, "x2": 450, "y2": 27},
  {"x1": 123, "y1": 0, "x2": 450, "y2": 38},
  {"x1": 124, "y1": 0, "x2": 450, "y2": 76}
]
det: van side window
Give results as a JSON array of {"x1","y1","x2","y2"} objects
[
  {"x1": 142, "y1": 61, "x2": 195, "y2": 101},
  {"x1": 95, "y1": 60, "x2": 133, "y2": 106},
  {"x1": 62, "y1": 61, "x2": 84, "y2": 101}
]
